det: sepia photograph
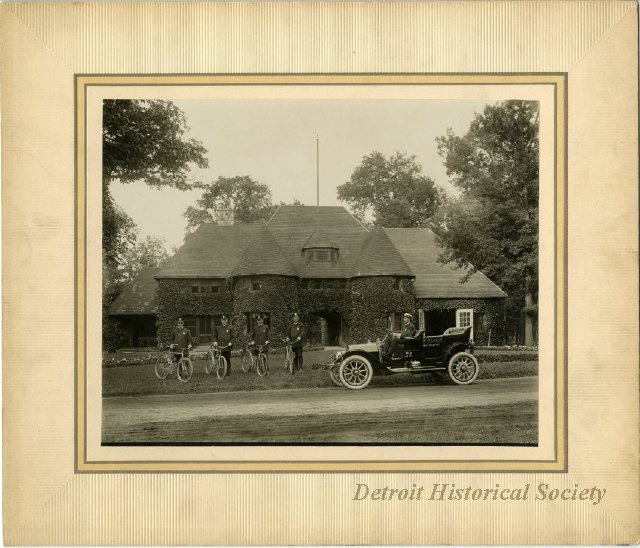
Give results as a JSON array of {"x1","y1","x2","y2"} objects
[{"x1": 101, "y1": 95, "x2": 540, "y2": 446}]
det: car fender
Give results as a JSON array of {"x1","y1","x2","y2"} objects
[
  {"x1": 444, "y1": 342, "x2": 471, "y2": 363},
  {"x1": 341, "y1": 349, "x2": 384, "y2": 372}
]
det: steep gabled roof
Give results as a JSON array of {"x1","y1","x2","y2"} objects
[
  {"x1": 351, "y1": 227, "x2": 414, "y2": 278},
  {"x1": 109, "y1": 267, "x2": 159, "y2": 315},
  {"x1": 385, "y1": 228, "x2": 507, "y2": 299},
  {"x1": 232, "y1": 226, "x2": 297, "y2": 277},
  {"x1": 156, "y1": 223, "x2": 262, "y2": 278},
  {"x1": 302, "y1": 229, "x2": 337, "y2": 249},
  {"x1": 267, "y1": 205, "x2": 368, "y2": 278}
]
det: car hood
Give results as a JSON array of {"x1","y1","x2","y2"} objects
[{"x1": 348, "y1": 342, "x2": 378, "y2": 353}]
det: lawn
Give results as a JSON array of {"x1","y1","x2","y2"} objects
[{"x1": 102, "y1": 348, "x2": 538, "y2": 397}]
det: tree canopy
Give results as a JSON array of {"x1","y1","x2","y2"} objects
[
  {"x1": 435, "y1": 100, "x2": 539, "y2": 344},
  {"x1": 120, "y1": 235, "x2": 170, "y2": 281},
  {"x1": 103, "y1": 99, "x2": 208, "y2": 189},
  {"x1": 183, "y1": 176, "x2": 274, "y2": 234},
  {"x1": 337, "y1": 151, "x2": 446, "y2": 227},
  {"x1": 102, "y1": 99, "x2": 208, "y2": 270}
]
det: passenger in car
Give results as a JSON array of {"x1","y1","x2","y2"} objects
[{"x1": 383, "y1": 312, "x2": 418, "y2": 358}]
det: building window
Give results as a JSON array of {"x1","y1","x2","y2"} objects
[
  {"x1": 191, "y1": 285, "x2": 200, "y2": 294},
  {"x1": 388, "y1": 312, "x2": 403, "y2": 331},
  {"x1": 305, "y1": 248, "x2": 337, "y2": 262},
  {"x1": 251, "y1": 278, "x2": 262, "y2": 291},
  {"x1": 245, "y1": 312, "x2": 270, "y2": 334},
  {"x1": 210, "y1": 285, "x2": 220, "y2": 294}
]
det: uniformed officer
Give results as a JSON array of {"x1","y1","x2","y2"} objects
[
  {"x1": 383, "y1": 312, "x2": 418, "y2": 358},
  {"x1": 289, "y1": 312, "x2": 305, "y2": 372},
  {"x1": 250, "y1": 314, "x2": 270, "y2": 356},
  {"x1": 214, "y1": 315, "x2": 234, "y2": 375},
  {"x1": 170, "y1": 317, "x2": 192, "y2": 362}
]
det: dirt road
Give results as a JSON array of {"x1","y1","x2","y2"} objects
[{"x1": 102, "y1": 377, "x2": 537, "y2": 443}]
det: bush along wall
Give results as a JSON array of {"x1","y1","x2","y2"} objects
[
  {"x1": 416, "y1": 297, "x2": 506, "y2": 345},
  {"x1": 348, "y1": 277, "x2": 415, "y2": 343},
  {"x1": 156, "y1": 278, "x2": 233, "y2": 344},
  {"x1": 232, "y1": 275, "x2": 299, "y2": 346}
]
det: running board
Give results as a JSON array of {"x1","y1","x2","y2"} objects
[{"x1": 387, "y1": 367, "x2": 446, "y2": 373}]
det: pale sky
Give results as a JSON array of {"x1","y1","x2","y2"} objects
[{"x1": 110, "y1": 99, "x2": 495, "y2": 250}]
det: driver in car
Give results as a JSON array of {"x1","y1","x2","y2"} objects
[{"x1": 382, "y1": 312, "x2": 418, "y2": 358}]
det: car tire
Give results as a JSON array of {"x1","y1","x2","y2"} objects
[
  {"x1": 339, "y1": 355, "x2": 373, "y2": 390},
  {"x1": 329, "y1": 366, "x2": 344, "y2": 387},
  {"x1": 447, "y1": 352, "x2": 479, "y2": 385}
]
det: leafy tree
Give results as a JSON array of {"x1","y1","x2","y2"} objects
[
  {"x1": 103, "y1": 99, "x2": 208, "y2": 266},
  {"x1": 184, "y1": 176, "x2": 274, "y2": 234},
  {"x1": 435, "y1": 100, "x2": 539, "y2": 345},
  {"x1": 102, "y1": 99, "x2": 207, "y2": 350},
  {"x1": 337, "y1": 151, "x2": 446, "y2": 227},
  {"x1": 121, "y1": 235, "x2": 170, "y2": 281}
]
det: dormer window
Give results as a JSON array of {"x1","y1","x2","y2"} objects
[
  {"x1": 302, "y1": 229, "x2": 339, "y2": 263},
  {"x1": 305, "y1": 249, "x2": 338, "y2": 262}
]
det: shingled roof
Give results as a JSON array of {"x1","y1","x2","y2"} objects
[
  {"x1": 232, "y1": 226, "x2": 297, "y2": 277},
  {"x1": 351, "y1": 227, "x2": 414, "y2": 278},
  {"x1": 384, "y1": 228, "x2": 506, "y2": 299},
  {"x1": 267, "y1": 205, "x2": 368, "y2": 278},
  {"x1": 156, "y1": 223, "x2": 262, "y2": 278},
  {"x1": 302, "y1": 229, "x2": 337, "y2": 249},
  {"x1": 109, "y1": 267, "x2": 159, "y2": 315}
]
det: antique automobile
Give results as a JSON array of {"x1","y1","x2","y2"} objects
[{"x1": 327, "y1": 325, "x2": 479, "y2": 389}]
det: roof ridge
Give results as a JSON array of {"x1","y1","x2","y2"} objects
[
  {"x1": 232, "y1": 225, "x2": 297, "y2": 277},
  {"x1": 265, "y1": 204, "x2": 282, "y2": 226},
  {"x1": 351, "y1": 226, "x2": 414, "y2": 277}
]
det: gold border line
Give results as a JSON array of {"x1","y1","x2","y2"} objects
[{"x1": 77, "y1": 74, "x2": 566, "y2": 473}]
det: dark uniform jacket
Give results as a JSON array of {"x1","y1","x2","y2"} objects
[
  {"x1": 251, "y1": 324, "x2": 270, "y2": 346},
  {"x1": 400, "y1": 321, "x2": 418, "y2": 339},
  {"x1": 289, "y1": 322, "x2": 305, "y2": 348},
  {"x1": 215, "y1": 324, "x2": 234, "y2": 347},
  {"x1": 171, "y1": 327, "x2": 192, "y2": 348}
]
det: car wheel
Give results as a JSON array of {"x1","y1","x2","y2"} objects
[
  {"x1": 329, "y1": 366, "x2": 344, "y2": 387},
  {"x1": 447, "y1": 352, "x2": 479, "y2": 385},
  {"x1": 339, "y1": 355, "x2": 373, "y2": 390}
]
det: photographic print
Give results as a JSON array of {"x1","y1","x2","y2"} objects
[
  {"x1": 4, "y1": 2, "x2": 638, "y2": 545},
  {"x1": 102, "y1": 96, "x2": 541, "y2": 448}
]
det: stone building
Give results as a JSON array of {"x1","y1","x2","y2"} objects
[{"x1": 109, "y1": 205, "x2": 506, "y2": 347}]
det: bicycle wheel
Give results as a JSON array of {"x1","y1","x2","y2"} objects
[
  {"x1": 204, "y1": 351, "x2": 213, "y2": 375},
  {"x1": 215, "y1": 355, "x2": 228, "y2": 380},
  {"x1": 256, "y1": 354, "x2": 268, "y2": 377},
  {"x1": 286, "y1": 348, "x2": 295, "y2": 375},
  {"x1": 177, "y1": 357, "x2": 193, "y2": 382},
  {"x1": 154, "y1": 354, "x2": 172, "y2": 380},
  {"x1": 241, "y1": 350, "x2": 254, "y2": 373}
]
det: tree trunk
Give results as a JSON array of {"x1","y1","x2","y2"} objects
[{"x1": 524, "y1": 275, "x2": 534, "y2": 346}]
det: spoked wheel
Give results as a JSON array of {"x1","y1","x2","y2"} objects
[
  {"x1": 177, "y1": 357, "x2": 193, "y2": 382},
  {"x1": 241, "y1": 351, "x2": 254, "y2": 373},
  {"x1": 154, "y1": 355, "x2": 172, "y2": 380},
  {"x1": 204, "y1": 352, "x2": 214, "y2": 375},
  {"x1": 339, "y1": 355, "x2": 373, "y2": 390},
  {"x1": 215, "y1": 355, "x2": 228, "y2": 380},
  {"x1": 286, "y1": 348, "x2": 294, "y2": 375},
  {"x1": 256, "y1": 354, "x2": 268, "y2": 377},
  {"x1": 447, "y1": 352, "x2": 479, "y2": 385},
  {"x1": 329, "y1": 366, "x2": 344, "y2": 387}
]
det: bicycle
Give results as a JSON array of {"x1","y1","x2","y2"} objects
[
  {"x1": 255, "y1": 344, "x2": 269, "y2": 377},
  {"x1": 154, "y1": 346, "x2": 193, "y2": 382},
  {"x1": 282, "y1": 338, "x2": 294, "y2": 374},
  {"x1": 240, "y1": 345, "x2": 255, "y2": 373},
  {"x1": 205, "y1": 343, "x2": 229, "y2": 380}
]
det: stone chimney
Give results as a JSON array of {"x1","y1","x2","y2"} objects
[{"x1": 207, "y1": 208, "x2": 235, "y2": 226}]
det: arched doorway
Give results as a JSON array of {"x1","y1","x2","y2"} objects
[{"x1": 305, "y1": 311, "x2": 343, "y2": 346}]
